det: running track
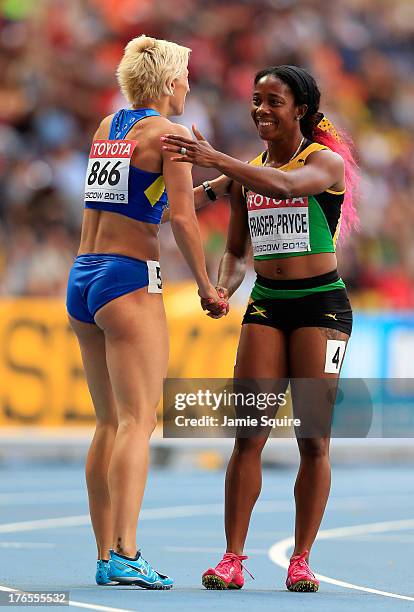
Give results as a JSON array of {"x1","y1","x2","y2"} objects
[{"x1": 1, "y1": 462, "x2": 414, "y2": 611}]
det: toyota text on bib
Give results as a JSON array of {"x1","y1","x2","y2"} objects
[
  {"x1": 84, "y1": 140, "x2": 138, "y2": 205},
  {"x1": 246, "y1": 190, "x2": 310, "y2": 256}
]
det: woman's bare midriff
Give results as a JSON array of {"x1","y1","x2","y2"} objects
[
  {"x1": 78, "y1": 209, "x2": 160, "y2": 261},
  {"x1": 254, "y1": 252, "x2": 338, "y2": 280}
]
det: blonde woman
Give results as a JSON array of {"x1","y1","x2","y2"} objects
[{"x1": 66, "y1": 35, "x2": 227, "y2": 589}]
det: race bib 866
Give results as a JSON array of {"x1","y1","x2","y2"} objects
[{"x1": 84, "y1": 140, "x2": 137, "y2": 205}]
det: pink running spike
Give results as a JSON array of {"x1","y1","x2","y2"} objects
[
  {"x1": 202, "y1": 552, "x2": 254, "y2": 590},
  {"x1": 286, "y1": 550, "x2": 319, "y2": 592}
]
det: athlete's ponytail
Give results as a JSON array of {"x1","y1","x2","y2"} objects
[
  {"x1": 312, "y1": 115, "x2": 359, "y2": 237},
  {"x1": 254, "y1": 65, "x2": 359, "y2": 236}
]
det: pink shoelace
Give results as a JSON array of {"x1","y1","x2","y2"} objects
[
  {"x1": 289, "y1": 550, "x2": 316, "y2": 580},
  {"x1": 218, "y1": 552, "x2": 255, "y2": 580}
]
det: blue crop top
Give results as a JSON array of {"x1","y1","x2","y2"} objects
[{"x1": 84, "y1": 108, "x2": 168, "y2": 224}]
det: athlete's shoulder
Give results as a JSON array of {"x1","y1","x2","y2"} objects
[
  {"x1": 93, "y1": 114, "x2": 115, "y2": 140},
  {"x1": 305, "y1": 145, "x2": 345, "y2": 191},
  {"x1": 100, "y1": 114, "x2": 116, "y2": 128},
  {"x1": 152, "y1": 117, "x2": 192, "y2": 139},
  {"x1": 305, "y1": 146, "x2": 344, "y2": 171}
]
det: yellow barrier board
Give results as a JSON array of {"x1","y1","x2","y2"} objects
[{"x1": 0, "y1": 286, "x2": 243, "y2": 426}]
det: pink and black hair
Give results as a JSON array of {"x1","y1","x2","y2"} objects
[{"x1": 254, "y1": 65, "x2": 359, "y2": 235}]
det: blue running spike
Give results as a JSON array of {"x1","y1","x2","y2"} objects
[
  {"x1": 95, "y1": 559, "x2": 118, "y2": 585},
  {"x1": 108, "y1": 550, "x2": 173, "y2": 589}
]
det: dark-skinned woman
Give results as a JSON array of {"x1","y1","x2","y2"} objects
[{"x1": 161, "y1": 65, "x2": 359, "y2": 593}]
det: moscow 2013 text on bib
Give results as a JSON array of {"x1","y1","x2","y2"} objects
[
  {"x1": 84, "y1": 140, "x2": 137, "y2": 205},
  {"x1": 246, "y1": 190, "x2": 310, "y2": 255}
]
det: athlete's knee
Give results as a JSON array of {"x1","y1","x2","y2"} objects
[
  {"x1": 297, "y1": 437, "x2": 330, "y2": 459},
  {"x1": 234, "y1": 436, "x2": 267, "y2": 457},
  {"x1": 95, "y1": 417, "x2": 118, "y2": 432},
  {"x1": 118, "y1": 412, "x2": 158, "y2": 436}
]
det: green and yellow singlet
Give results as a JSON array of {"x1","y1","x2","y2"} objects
[{"x1": 243, "y1": 142, "x2": 345, "y2": 260}]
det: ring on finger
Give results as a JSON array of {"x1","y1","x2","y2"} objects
[{"x1": 180, "y1": 147, "x2": 187, "y2": 155}]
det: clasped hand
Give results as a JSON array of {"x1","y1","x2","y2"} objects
[{"x1": 199, "y1": 286, "x2": 229, "y2": 319}]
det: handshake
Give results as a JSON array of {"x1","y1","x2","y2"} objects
[{"x1": 199, "y1": 286, "x2": 229, "y2": 319}]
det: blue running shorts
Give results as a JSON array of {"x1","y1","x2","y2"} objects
[{"x1": 66, "y1": 253, "x2": 162, "y2": 324}]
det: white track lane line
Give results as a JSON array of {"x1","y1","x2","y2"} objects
[
  {"x1": 0, "y1": 542, "x2": 55, "y2": 549},
  {"x1": 0, "y1": 515, "x2": 89, "y2": 534},
  {"x1": 269, "y1": 518, "x2": 414, "y2": 602},
  {"x1": 0, "y1": 585, "x2": 134, "y2": 612},
  {"x1": 3, "y1": 503, "x2": 414, "y2": 606},
  {"x1": 0, "y1": 502, "x2": 290, "y2": 535},
  {"x1": 0, "y1": 501, "x2": 295, "y2": 611},
  {"x1": 68, "y1": 603, "x2": 134, "y2": 612},
  {"x1": 0, "y1": 495, "x2": 389, "y2": 535},
  {"x1": 0, "y1": 490, "x2": 84, "y2": 505}
]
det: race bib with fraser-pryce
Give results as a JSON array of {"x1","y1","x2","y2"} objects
[
  {"x1": 246, "y1": 190, "x2": 310, "y2": 256},
  {"x1": 84, "y1": 140, "x2": 137, "y2": 205}
]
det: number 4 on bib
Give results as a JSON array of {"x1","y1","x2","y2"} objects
[
  {"x1": 324, "y1": 340, "x2": 346, "y2": 374},
  {"x1": 84, "y1": 140, "x2": 137, "y2": 205}
]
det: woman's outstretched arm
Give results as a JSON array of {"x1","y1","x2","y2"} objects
[
  {"x1": 161, "y1": 174, "x2": 232, "y2": 223},
  {"x1": 161, "y1": 126, "x2": 344, "y2": 198}
]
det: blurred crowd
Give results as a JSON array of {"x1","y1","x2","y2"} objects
[{"x1": 1, "y1": 0, "x2": 414, "y2": 308}]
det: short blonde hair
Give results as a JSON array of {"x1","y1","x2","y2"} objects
[{"x1": 117, "y1": 35, "x2": 191, "y2": 106}]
